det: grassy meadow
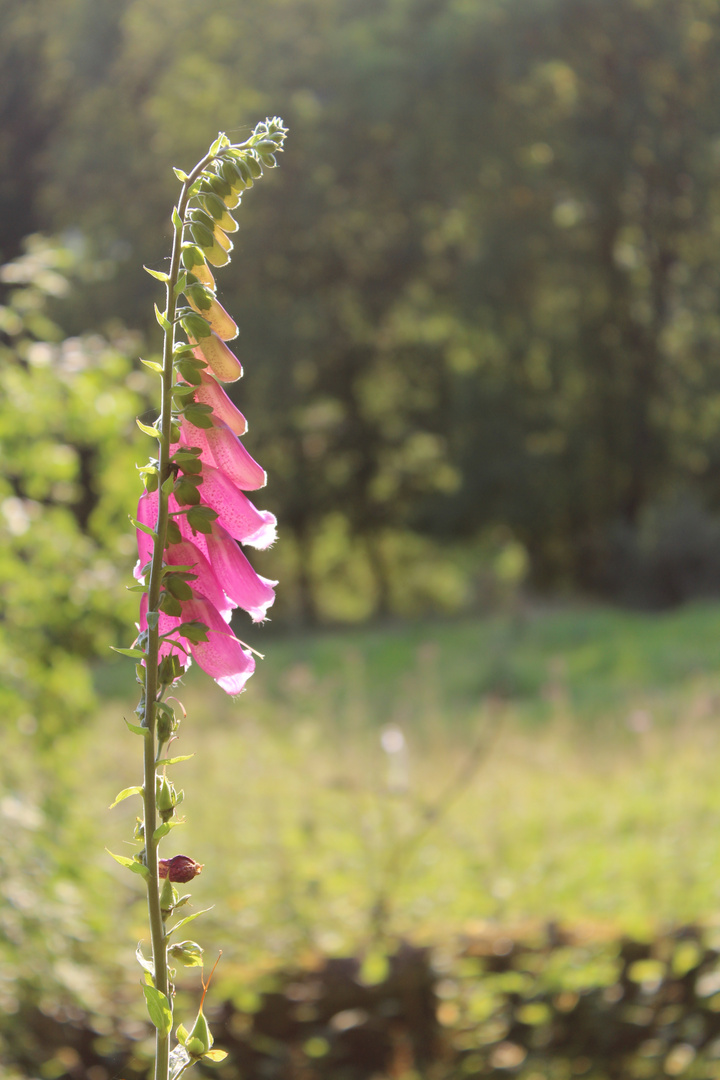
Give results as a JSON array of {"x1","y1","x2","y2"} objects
[{"x1": 11, "y1": 601, "x2": 720, "y2": 1019}]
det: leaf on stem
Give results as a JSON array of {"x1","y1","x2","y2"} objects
[
  {"x1": 143, "y1": 984, "x2": 173, "y2": 1036},
  {"x1": 109, "y1": 785, "x2": 143, "y2": 809},
  {"x1": 154, "y1": 303, "x2": 173, "y2": 333},
  {"x1": 141, "y1": 358, "x2": 164, "y2": 372},
  {"x1": 144, "y1": 266, "x2": 170, "y2": 283},
  {"x1": 125, "y1": 719, "x2": 149, "y2": 736},
  {"x1": 137, "y1": 418, "x2": 161, "y2": 439},
  {"x1": 166, "y1": 908, "x2": 213, "y2": 938},
  {"x1": 106, "y1": 849, "x2": 150, "y2": 880},
  {"x1": 153, "y1": 819, "x2": 185, "y2": 841},
  {"x1": 131, "y1": 517, "x2": 159, "y2": 540},
  {"x1": 136, "y1": 943, "x2": 155, "y2": 977},
  {"x1": 110, "y1": 645, "x2": 147, "y2": 659}
]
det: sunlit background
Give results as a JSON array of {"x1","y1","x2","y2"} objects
[{"x1": 5, "y1": 0, "x2": 720, "y2": 1076}]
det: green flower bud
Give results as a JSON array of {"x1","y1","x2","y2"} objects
[
  {"x1": 203, "y1": 172, "x2": 233, "y2": 199},
  {"x1": 181, "y1": 244, "x2": 201, "y2": 269},
  {"x1": 186, "y1": 1009, "x2": 213, "y2": 1057},
  {"x1": 199, "y1": 192, "x2": 238, "y2": 233},
  {"x1": 160, "y1": 874, "x2": 176, "y2": 916},
  {"x1": 230, "y1": 154, "x2": 254, "y2": 187},
  {"x1": 188, "y1": 221, "x2": 214, "y2": 249},
  {"x1": 156, "y1": 777, "x2": 174, "y2": 812},
  {"x1": 189, "y1": 208, "x2": 217, "y2": 233},
  {"x1": 168, "y1": 940, "x2": 204, "y2": 968},
  {"x1": 199, "y1": 190, "x2": 228, "y2": 219},
  {"x1": 245, "y1": 153, "x2": 263, "y2": 179},
  {"x1": 201, "y1": 236, "x2": 231, "y2": 268},
  {"x1": 219, "y1": 158, "x2": 246, "y2": 191}
]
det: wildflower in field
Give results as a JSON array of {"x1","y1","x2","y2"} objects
[{"x1": 135, "y1": 367, "x2": 277, "y2": 693}]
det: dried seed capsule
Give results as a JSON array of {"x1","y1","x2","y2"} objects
[{"x1": 158, "y1": 854, "x2": 204, "y2": 882}]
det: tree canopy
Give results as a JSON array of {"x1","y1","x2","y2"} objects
[{"x1": 4, "y1": 0, "x2": 720, "y2": 623}]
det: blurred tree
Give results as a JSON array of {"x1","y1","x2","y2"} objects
[
  {"x1": 4, "y1": 0, "x2": 720, "y2": 611},
  {"x1": 0, "y1": 236, "x2": 148, "y2": 747}
]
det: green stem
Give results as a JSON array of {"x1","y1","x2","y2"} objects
[{"x1": 141, "y1": 149, "x2": 217, "y2": 1080}]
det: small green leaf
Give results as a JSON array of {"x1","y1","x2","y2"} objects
[
  {"x1": 144, "y1": 266, "x2": 170, "y2": 283},
  {"x1": 181, "y1": 244, "x2": 204, "y2": 269},
  {"x1": 166, "y1": 520, "x2": 182, "y2": 545},
  {"x1": 156, "y1": 754, "x2": 194, "y2": 766},
  {"x1": 176, "y1": 1023, "x2": 190, "y2": 1045},
  {"x1": 186, "y1": 506, "x2": 218, "y2": 533},
  {"x1": 153, "y1": 819, "x2": 185, "y2": 841},
  {"x1": 172, "y1": 207, "x2": 183, "y2": 232},
  {"x1": 155, "y1": 304, "x2": 173, "y2": 333},
  {"x1": 204, "y1": 1049, "x2": 229, "y2": 1063},
  {"x1": 173, "y1": 167, "x2": 190, "y2": 182},
  {"x1": 137, "y1": 418, "x2": 161, "y2": 439},
  {"x1": 172, "y1": 384, "x2": 197, "y2": 401},
  {"x1": 143, "y1": 984, "x2": 173, "y2": 1036},
  {"x1": 184, "y1": 281, "x2": 214, "y2": 310},
  {"x1": 189, "y1": 221, "x2": 214, "y2": 249},
  {"x1": 141, "y1": 358, "x2": 164, "y2": 373},
  {"x1": 106, "y1": 849, "x2": 150, "y2": 880},
  {"x1": 182, "y1": 403, "x2": 215, "y2": 429},
  {"x1": 180, "y1": 311, "x2": 213, "y2": 339},
  {"x1": 176, "y1": 364, "x2": 206, "y2": 385},
  {"x1": 174, "y1": 271, "x2": 189, "y2": 299},
  {"x1": 110, "y1": 646, "x2": 147, "y2": 659},
  {"x1": 125, "y1": 719, "x2": 148, "y2": 736},
  {"x1": 131, "y1": 517, "x2": 159, "y2": 540},
  {"x1": 173, "y1": 479, "x2": 201, "y2": 506},
  {"x1": 166, "y1": 575, "x2": 194, "y2": 600},
  {"x1": 109, "y1": 785, "x2": 143, "y2": 809},
  {"x1": 146, "y1": 611, "x2": 160, "y2": 631},
  {"x1": 166, "y1": 908, "x2": 213, "y2": 938},
  {"x1": 209, "y1": 132, "x2": 228, "y2": 156},
  {"x1": 160, "y1": 592, "x2": 184, "y2": 617},
  {"x1": 136, "y1": 943, "x2": 155, "y2": 976}
]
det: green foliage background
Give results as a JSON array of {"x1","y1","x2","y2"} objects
[
  {"x1": 7, "y1": 0, "x2": 720, "y2": 624},
  {"x1": 7, "y1": 1, "x2": 720, "y2": 1066}
]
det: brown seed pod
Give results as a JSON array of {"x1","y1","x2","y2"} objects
[{"x1": 158, "y1": 854, "x2": 204, "y2": 882}]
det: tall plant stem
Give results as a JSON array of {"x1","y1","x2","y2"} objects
[{"x1": 140, "y1": 149, "x2": 216, "y2": 1080}]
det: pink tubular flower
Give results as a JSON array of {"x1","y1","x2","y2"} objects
[
  {"x1": 193, "y1": 369, "x2": 247, "y2": 434},
  {"x1": 139, "y1": 595, "x2": 255, "y2": 695},
  {"x1": 136, "y1": 359, "x2": 276, "y2": 693}
]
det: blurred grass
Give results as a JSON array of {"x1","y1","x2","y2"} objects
[{"x1": 33, "y1": 601, "x2": 720, "y2": 1004}]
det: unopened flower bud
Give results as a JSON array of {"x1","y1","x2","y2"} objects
[
  {"x1": 156, "y1": 774, "x2": 175, "y2": 817},
  {"x1": 160, "y1": 874, "x2": 176, "y2": 915},
  {"x1": 185, "y1": 1009, "x2": 213, "y2": 1057},
  {"x1": 168, "y1": 940, "x2": 204, "y2": 968},
  {"x1": 158, "y1": 854, "x2": 204, "y2": 882}
]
